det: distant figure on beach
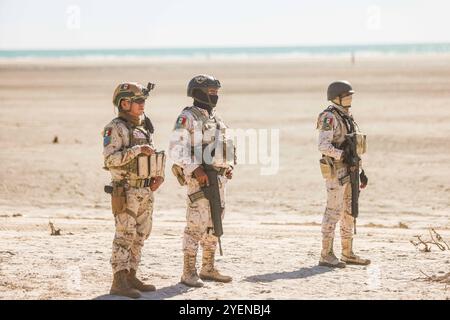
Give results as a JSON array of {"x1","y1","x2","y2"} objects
[
  {"x1": 169, "y1": 75, "x2": 235, "y2": 287},
  {"x1": 316, "y1": 80, "x2": 370, "y2": 268},
  {"x1": 103, "y1": 82, "x2": 165, "y2": 298}
]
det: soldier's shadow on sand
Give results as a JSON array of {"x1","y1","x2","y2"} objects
[
  {"x1": 93, "y1": 283, "x2": 192, "y2": 300},
  {"x1": 243, "y1": 265, "x2": 333, "y2": 283}
]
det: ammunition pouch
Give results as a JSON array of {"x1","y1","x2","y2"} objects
[
  {"x1": 355, "y1": 133, "x2": 367, "y2": 156},
  {"x1": 118, "y1": 151, "x2": 166, "y2": 179},
  {"x1": 192, "y1": 138, "x2": 236, "y2": 169},
  {"x1": 188, "y1": 190, "x2": 206, "y2": 203},
  {"x1": 171, "y1": 164, "x2": 187, "y2": 186},
  {"x1": 320, "y1": 156, "x2": 348, "y2": 179},
  {"x1": 319, "y1": 157, "x2": 335, "y2": 179},
  {"x1": 339, "y1": 174, "x2": 351, "y2": 186},
  {"x1": 211, "y1": 138, "x2": 237, "y2": 168}
]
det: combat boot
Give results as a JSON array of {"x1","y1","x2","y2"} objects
[
  {"x1": 199, "y1": 250, "x2": 232, "y2": 283},
  {"x1": 180, "y1": 253, "x2": 204, "y2": 287},
  {"x1": 110, "y1": 270, "x2": 141, "y2": 299},
  {"x1": 319, "y1": 238, "x2": 346, "y2": 268},
  {"x1": 341, "y1": 238, "x2": 371, "y2": 265},
  {"x1": 128, "y1": 269, "x2": 156, "y2": 292}
]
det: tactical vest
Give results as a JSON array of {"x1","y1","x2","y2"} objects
[
  {"x1": 115, "y1": 117, "x2": 155, "y2": 179},
  {"x1": 118, "y1": 117, "x2": 151, "y2": 147},
  {"x1": 184, "y1": 106, "x2": 235, "y2": 168},
  {"x1": 321, "y1": 105, "x2": 367, "y2": 156}
]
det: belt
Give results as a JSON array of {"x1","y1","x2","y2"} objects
[
  {"x1": 112, "y1": 178, "x2": 152, "y2": 188},
  {"x1": 127, "y1": 178, "x2": 152, "y2": 188},
  {"x1": 113, "y1": 179, "x2": 151, "y2": 188}
]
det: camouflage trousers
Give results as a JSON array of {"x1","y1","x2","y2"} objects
[
  {"x1": 183, "y1": 175, "x2": 226, "y2": 255},
  {"x1": 111, "y1": 187, "x2": 154, "y2": 274},
  {"x1": 321, "y1": 167, "x2": 354, "y2": 240}
]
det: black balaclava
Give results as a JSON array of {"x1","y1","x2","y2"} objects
[{"x1": 192, "y1": 88, "x2": 218, "y2": 115}]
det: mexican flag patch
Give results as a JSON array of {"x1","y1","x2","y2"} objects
[
  {"x1": 103, "y1": 128, "x2": 112, "y2": 146},
  {"x1": 175, "y1": 116, "x2": 187, "y2": 129},
  {"x1": 322, "y1": 117, "x2": 333, "y2": 130},
  {"x1": 104, "y1": 128, "x2": 112, "y2": 137}
]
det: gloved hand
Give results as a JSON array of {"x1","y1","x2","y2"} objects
[
  {"x1": 140, "y1": 145, "x2": 155, "y2": 156},
  {"x1": 150, "y1": 176, "x2": 164, "y2": 192},
  {"x1": 360, "y1": 170, "x2": 368, "y2": 189},
  {"x1": 225, "y1": 167, "x2": 233, "y2": 179}
]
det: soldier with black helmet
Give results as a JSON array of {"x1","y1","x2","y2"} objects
[
  {"x1": 169, "y1": 75, "x2": 235, "y2": 287},
  {"x1": 316, "y1": 80, "x2": 370, "y2": 268}
]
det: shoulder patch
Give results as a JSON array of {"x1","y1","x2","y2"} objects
[
  {"x1": 320, "y1": 115, "x2": 334, "y2": 131},
  {"x1": 174, "y1": 115, "x2": 187, "y2": 129},
  {"x1": 103, "y1": 127, "x2": 112, "y2": 146}
]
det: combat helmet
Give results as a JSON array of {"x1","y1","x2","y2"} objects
[
  {"x1": 327, "y1": 80, "x2": 354, "y2": 101},
  {"x1": 187, "y1": 75, "x2": 221, "y2": 108},
  {"x1": 112, "y1": 82, "x2": 155, "y2": 108}
]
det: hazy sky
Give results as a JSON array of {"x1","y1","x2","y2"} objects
[{"x1": 0, "y1": 0, "x2": 449, "y2": 49}]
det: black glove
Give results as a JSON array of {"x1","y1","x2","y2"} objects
[{"x1": 360, "y1": 170, "x2": 368, "y2": 188}]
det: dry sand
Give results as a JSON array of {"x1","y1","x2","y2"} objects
[{"x1": 0, "y1": 55, "x2": 449, "y2": 300}]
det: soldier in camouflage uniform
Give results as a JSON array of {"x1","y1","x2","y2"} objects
[
  {"x1": 169, "y1": 75, "x2": 234, "y2": 287},
  {"x1": 316, "y1": 80, "x2": 370, "y2": 268},
  {"x1": 103, "y1": 82, "x2": 165, "y2": 298}
]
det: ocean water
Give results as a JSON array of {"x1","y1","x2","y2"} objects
[{"x1": 1, "y1": 43, "x2": 450, "y2": 59}]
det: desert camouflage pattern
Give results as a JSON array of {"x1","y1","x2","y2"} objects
[
  {"x1": 169, "y1": 106, "x2": 231, "y2": 176},
  {"x1": 111, "y1": 187, "x2": 154, "y2": 273},
  {"x1": 183, "y1": 175, "x2": 226, "y2": 255},
  {"x1": 103, "y1": 116, "x2": 156, "y2": 274},
  {"x1": 168, "y1": 106, "x2": 229, "y2": 254},
  {"x1": 103, "y1": 118, "x2": 155, "y2": 181},
  {"x1": 321, "y1": 166, "x2": 354, "y2": 240},
  {"x1": 317, "y1": 103, "x2": 357, "y2": 240}
]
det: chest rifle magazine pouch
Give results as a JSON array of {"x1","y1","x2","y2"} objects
[{"x1": 356, "y1": 133, "x2": 367, "y2": 156}]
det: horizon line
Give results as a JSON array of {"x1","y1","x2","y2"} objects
[{"x1": 1, "y1": 42, "x2": 450, "y2": 52}]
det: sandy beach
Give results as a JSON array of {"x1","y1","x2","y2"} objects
[{"x1": 0, "y1": 55, "x2": 449, "y2": 300}]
